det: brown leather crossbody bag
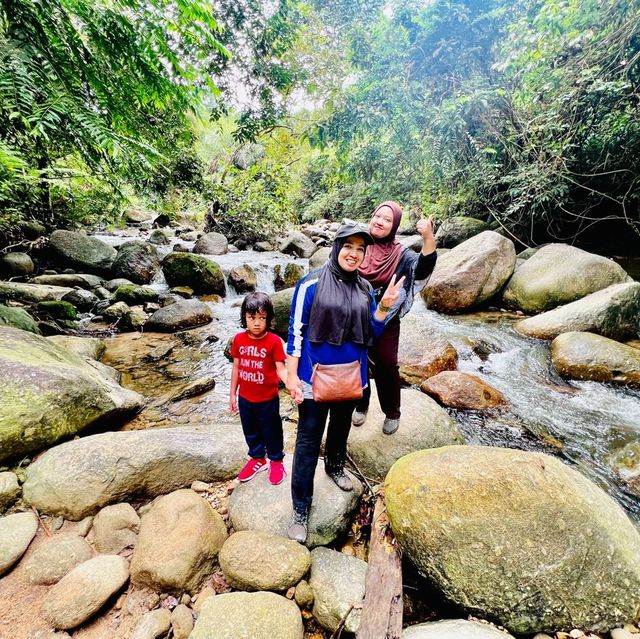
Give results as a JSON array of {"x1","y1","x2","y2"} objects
[{"x1": 311, "y1": 361, "x2": 363, "y2": 403}]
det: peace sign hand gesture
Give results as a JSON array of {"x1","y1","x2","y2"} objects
[{"x1": 375, "y1": 273, "x2": 406, "y2": 320}]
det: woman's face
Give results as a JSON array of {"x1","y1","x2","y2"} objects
[
  {"x1": 337, "y1": 235, "x2": 367, "y2": 272},
  {"x1": 369, "y1": 205, "x2": 395, "y2": 239}
]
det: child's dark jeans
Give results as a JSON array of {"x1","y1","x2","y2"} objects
[{"x1": 238, "y1": 395, "x2": 284, "y2": 462}]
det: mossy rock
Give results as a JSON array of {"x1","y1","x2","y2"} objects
[
  {"x1": 0, "y1": 305, "x2": 40, "y2": 334},
  {"x1": 37, "y1": 300, "x2": 78, "y2": 320},
  {"x1": 113, "y1": 284, "x2": 159, "y2": 305},
  {"x1": 162, "y1": 252, "x2": 225, "y2": 295},
  {"x1": 270, "y1": 287, "x2": 294, "y2": 336}
]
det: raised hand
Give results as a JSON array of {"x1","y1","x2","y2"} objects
[
  {"x1": 416, "y1": 215, "x2": 434, "y2": 240},
  {"x1": 380, "y1": 273, "x2": 406, "y2": 309}
]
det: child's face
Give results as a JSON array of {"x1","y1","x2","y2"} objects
[{"x1": 246, "y1": 310, "x2": 268, "y2": 337}]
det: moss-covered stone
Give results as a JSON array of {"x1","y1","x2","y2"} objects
[
  {"x1": 385, "y1": 446, "x2": 640, "y2": 634},
  {"x1": 0, "y1": 305, "x2": 40, "y2": 334},
  {"x1": 37, "y1": 300, "x2": 78, "y2": 320},
  {"x1": 270, "y1": 287, "x2": 294, "y2": 336},
  {"x1": 162, "y1": 252, "x2": 225, "y2": 295},
  {"x1": 113, "y1": 284, "x2": 159, "y2": 305},
  {"x1": 274, "y1": 263, "x2": 304, "y2": 291},
  {"x1": 49, "y1": 230, "x2": 117, "y2": 275},
  {"x1": 0, "y1": 326, "x2": 143, "y2": 462}
]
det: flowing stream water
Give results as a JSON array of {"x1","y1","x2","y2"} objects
[{"x1": 92, "y1": 227, "x2": 640, "y2": 524}]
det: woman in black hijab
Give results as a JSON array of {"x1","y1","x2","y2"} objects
[{"x1": 285, "y1": 224, "x2": 404, "y2": 543}]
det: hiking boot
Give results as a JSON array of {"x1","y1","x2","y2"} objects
[
  {"x1": 326, "y1": 469, "x2": 354, "y2": 492},
  {"x1": 287, "y1": 508, "x2": 308, "y2": 543},
  {"x1": 351, "y1": 408, "x2": 368, "y2": 427},
  {"x1": 268, "y1": 460, "x2": 287, "y2": 486},
  {"x1": 237, "y1": 457, "x2": 267, "y2": 482},
  {"x1": 382, "y1": 418, "x2": 400, "y2": 435}
]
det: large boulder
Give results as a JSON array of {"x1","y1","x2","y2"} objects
[
  {"x1": 162, "y1": 252, "x2": 225, "y2": 295},
  {"x1": 131, "y1": 489, "x2": 227, "y2": 594},
  {"x1": 193, "y1": 232, "x2": 228, "y2": 256},
  {"x1": 113, "y1": 284, "x2": 159, "y2": 305},
  {"x1": 403, "y1": 620, "x2": 515, "y2": 638},
  {"x1": 228, "y1": 264, "x2": 257, "y2": 293},
  {"x1": 274, "y1": 263, "x2": 305, "y2": 291},
  {"x1": 0, "y1": 511, "x2": 38, "y2": 575},
  {"x1": 0, "y1": 252, "x2": 34, "y2": 277},
  {"x1": 124, "y1": 208, "x2": 153, "y2": 224},
  {"x1": 270, "y1": 287, "x2": 295, "y2": 335},
  {"x1": 309, "y1": 247, "x2": 331, "y2": 269},
  {"x1": 219, "y1": 530, "x2": 311, "y2": 592},
  {"x1": 145, "y1": 299, "x2": 213, "y2": 331},
  {"x1": 0, "y1": 326, "x2": 143, "y2": 462},
  {"x1": 0, "y1": 281, "x2": 73, "y2": 304},
  {"x1": 434, "y1": 216, "x2": 490, "y2": 248},
  {"x1": 48, "y1": 230, "x2": 117, "y2": 275},
  {"x1": 40, "y1": 555, "x2": 129, "y2": 630},
  {"x1": 420, "y1": 371, "x2": 507, "y2": 410},
  {"x1": 385, "y1": 446, "x2": 640, "y2": 634},
  {"x1": 111, "y1": 241, "x2": 160, "y2": 285},
  {"x1": 47, "y1": 335, "x2": 105, "y2": 361},
  {"x1": 502, "y1": 244, "x2": 631, "y2": 313},
  {"x1": 0, "y1": 305, "x2": 40, "y2": 333},
  {"x1": 422, "y1": 231, "x2": 516, "y2": 313},
  {"x1": 309, "y1": 547, "x2": 366, "y2": 634},
  {"x1": 515, "y1": 282, "x2": 640, "y2": 341},
  {"x1": 281, "y1": 232, "x2": 317, "y2": 259},
  {"x1": 348, "y1": 384, "x2": 463, "y2": 482},
  {"x1": 190, "y1": 592, "x2": 303, "y2": 639},
  {"x1": 31, "y1": 273, "x2": 104, "y2": 289},
  {"x1": 398, "y1": 312, "x2": 458, "y2": 384},
  {"x1": 551, "y1": 331, "x2": 640, "y2": 387},
  {"x1": 23, "y1": 426, "x2": 246, "y2": 519},
  {"x1": 229, "y1": 458, "x2": 363, "y2": 548}
]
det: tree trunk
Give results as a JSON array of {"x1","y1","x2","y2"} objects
[{"x1": 356, "y1": 488, "x2": 403, "y2": 639}]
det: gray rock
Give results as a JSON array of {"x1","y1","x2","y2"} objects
[
  {"x1": 515, "y1": 282, "x2": 640, "y2": 341},
  {"x1": 92, "y1": 503, "x2": 140, "y2": 554},
  {"x1": 104, "y1": 277, "x2": 134, "y2": 292},
  {"x1": 0, "y1": 252, "x2": 34, "y2": 277},
  {"x1": 148, "y1": 228, "x2": 171, "y2": 245},
  {"x1": 193, "y1": 232, "x2": 228, "y2": 256},
  {"x1": 0, "y1": 281, "x2": 73, "y2": 304},
  {"x1": 24, "y1": 535, "x2": 93, "y2": 585},
  {"x1": 113, "y1": 284, "x2": 159, "y2": 305},
  {"x1": 41, "y1": 555, "x2": 129, "y2": 629},
  {"x1": 254, "y1": 241, "x2": 273, "y2": 252},
  {"x1": 124, "y1": 208, "x2": 153, "y2": 224},
  {"x1": 0, "y1": 471, "x2": 20, "y2": 510},
  {"x1": 274, "y1": 263, "x2": 305, "y2": 291},
  {"x1": 20, "y1": 220, "x2": 46, "y2": 239},
  {"x1": 131, "y1": 489, "x2": 227, "y2": 594},
  {"x1": 112, "y1": 241, "x2": 160, "y2": 285},
  {"x1": 190, "y1": 591, "x2": 303, "y2": 639},
  {"x1": 503, "y1": 244, "x2": 631, "y2": 313},
  {"x1": 551, "y1": 331, "x2": 640, "y2": 386},
  {"x1": 171, "y1": 374, "x2": 216, "y2": 402},
  {"x1": 102, "y1": 300, "x2": 130, "y2": 320},
  {"x1": 47, "y1": 336, "x2": 105, "y2": 361},
  {"x1": 308, "y1": 247, "x2": 331, "y2": 269},
  {"x1": 170, "y1": 604, "x2": 194, "y2": 639},
  {"x1": 309, "y1": 547, "x2": 366, "y2": 634},
  {"x1": 281, "y1": 232, "x2": 317, "y2": 259},
  {"x1": 0, "y1": 511, "x2": 38, "y2": 575},
  {"x1": 294, "y1": 579, "x2": 314, "y2": 608},
  {"x1": 0, "y1": 326, "x2": 143, "y2": 462},
  {"x1": 146, "y1": 299, "x2": 213, "y2": 332},
  {"x1": 229, "y1": 458, "x2": 362, "y2": 548},
  {"x1": 270, "y1": 287, "x2": 294, "y2": 335},
  {"x1": 385, "y1": 446, "x2": 640, "y2": 634},
  {"x1": 398, "y1": 234, "x2": 422, "y2": 252},
  {"x1": 610, "y1": 441, "x2": 640, "y2": 499},
  {"x1": 0, "y1": 304, "x2": 40, "y2": 334},
  {"x1": 130, "y1": 609, "x2": 171, "y2": 639},
  {"x1": 162, "y1": 252, "x2": 225, "y2": 295},
  {"x1": 403, "y1": 619, "x2": 515, "y2": 638},
  {"x1": 228, "y1": 264, "x2": 257, "y2": 293},
  {"x1": 122, "y1": 306, "x2": 149, "y2": 330},
  {"x1": 434, "y1": 216, "x2": 490, "y2": 248},
  {"x1": 23, "y1": 426, "x2": 246, "y2": 519},
  {"x1": 219, "y1": 530, "x2": 311, "y2": 592},
  {"x1": 348, "y1": 383, "x2": 463, "y2": 482},
  {"x1": 423, "y1": 231, "x2": 516, "y2": 313},
  {"x1": 31, "y1": 274, "x2": 104, "y2": 289},
  {"x1": 61, "y1": 288, "x2": 99, "y2": 311},
  {"x1": 49, "y1": 230, "x2": 117, "y2": 275}
]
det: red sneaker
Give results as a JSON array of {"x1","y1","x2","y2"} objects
[
  {"x1": 269, "y1": 460, "x2": 286, "y2": 486},
  {"x1": 237, "y1": 458, "x2": 267, "y2": 482}
]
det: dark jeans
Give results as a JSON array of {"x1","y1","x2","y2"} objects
[
  {"x1": 357, "y1": 316, "x2": 401, "y2": 419},
  {"x1": 238, "y1": 395, "x2": 284, "y2": 462},
  {"x1": 291, "y1": 397, "x2": 358, "y2": 513}
]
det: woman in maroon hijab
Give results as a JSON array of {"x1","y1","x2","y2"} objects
[{"x1": 354, "y1": 201, "x2": 437, "y2": 434}]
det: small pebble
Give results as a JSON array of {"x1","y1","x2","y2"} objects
[
  {"x1": 51, "y1": 516, "x2": 64, "y2": 531},
  {"x1": 285, "y1": 586, "x2": 295, "y2": 599},
  {"x1": 190, "y1": 481, "x2": 209, "y2": 493},
  {"x1": 75, "y1": 516, "x2": 94, "y2": 537},
  {"x1": 180, "y1": 593, "x2": 191, "y2": 606},
  {"x1": 147, "y1": 593, "x2": 161, "y2": 610},
  {"x1": 171, "y1": 604, "x2": 194, "y2": 639}
]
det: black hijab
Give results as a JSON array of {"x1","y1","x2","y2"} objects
[{"x1": 307, "y1": 224, "x2": 374, "y2": 346}]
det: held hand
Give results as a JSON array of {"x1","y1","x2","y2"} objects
[
  {"x1": 416, "y1": 215, "x2": 434, "y2": 241},
  {"x1": 380, "y1": 273, "x2": 406, "y2": 309},
  {"x1": 286, "y1": 375, "x2": 304, "y2": 405},
  {"x1": 229, "y1": 395, "x2": 238, "y2": 415}
]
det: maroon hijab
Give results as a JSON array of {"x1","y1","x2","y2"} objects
[{"x1": 358, "y1": 201, "x2": 404, "y2": 289}]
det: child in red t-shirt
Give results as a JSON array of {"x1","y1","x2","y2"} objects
[{"x1": 230, "y1": 292, "x2": 287, "y2": 485}]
